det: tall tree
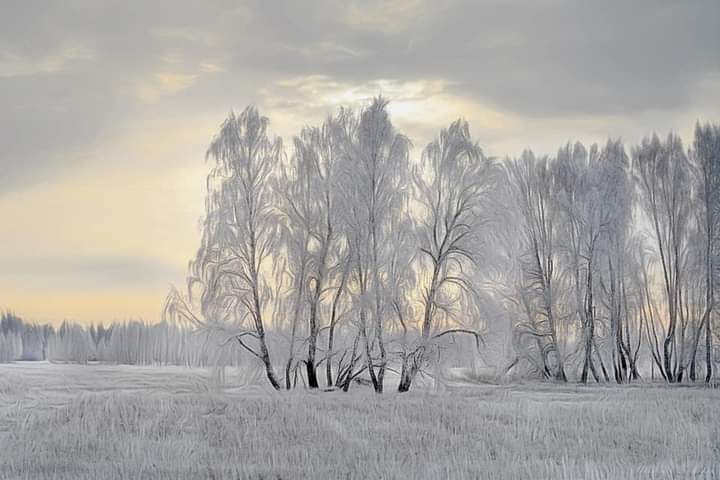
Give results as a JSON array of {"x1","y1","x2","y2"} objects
[
  {"x1": 340, "y1": 97, "x2": 410, "y2": 393},
  {"x1": 183, "y1": 107, "x2": 284, "y2": 390},
  {"x1": 595, "y1": 140, "x2": 636, "y2": 382},
  {"x1": 633, "y1": 133, "x2": 692, "y2": 382},
  {"x1": 278, "y1": 113, "x2": 347, "y2": 388},
  {"x1": 555, "y1": 143, "x2": 595, "y2": 382},
  {"x1": 555, "y1": 142, "x2": 617, "y2": 383},
  {"x1": 691, "y1": 122, "x2": 720, "y2": 383},
  {"x1": 398, "y1": 119, "x2": 498, "y2": 392},
  {"x1": 507, "y1": 151, "x2": 567, "y2": 381}
]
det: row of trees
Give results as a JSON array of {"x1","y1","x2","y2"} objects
[
  {"x1": 504, "y1": 128, "x2": 720, "y2": 385},
  {"x1": 0, "y1": 312, "x2": 237, "y2": 366},
  {"x1": 164, "y1": 96, "x2": 720, "y2": 392}
]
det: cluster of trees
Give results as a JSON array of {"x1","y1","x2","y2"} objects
[
  {"x1": 503, "y1": 128, "x2": 720, "y2": 385},
  {"x1": 0, "y1": 311, "x2": 237, "y2": 367},
  {"x1": 164, "y1": 96, "x2": 720, "y2": 392}
]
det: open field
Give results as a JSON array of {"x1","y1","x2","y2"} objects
[{"x1": 0, "y1": 363, "x2": 719, "y2": 479}]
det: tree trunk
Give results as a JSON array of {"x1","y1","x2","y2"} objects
[
  {"x1": 581, "y1": 258, "x2": 597, "y2": 384},
  {"x1": 530, "y1": 233, "x2": 566, "y2": 382},
  {"x1": 248, "y1": 211, "x2": 281, "y2": 391},
  {"x1": 284, "y1": 253, "x2": 307, "y2": 390},
  {"x1": 335, "y1": 330, "x2": 361, "y2": 391},
  {"x1": 371, "y1": 229, "x2": 386, "y2": 393},
  {"x1": 397, "y1": 360, "x2": 414, "y2": 392},
  {"x1": 610, "y1": 256, "x2": 627, "y2": 384},
  {"x1": 306, "y1": 282, "x2": 320, "y2": 389},
  {"x1": 360, "y1": 315, "x2": 379, "y2": 392},
  {"x1": 594, "y1": 338, "x2": 610, "y2": 382},
  {"x1": 306, "y1": 342, "x2": 319, "y2": 389},
  {"x1": 581, "y1": 325, "x2": 592, "y2": 384},
  {"x1": 326, "y1": 258, "x2": 350, "y2": 387},
  {"x1": 690, "y1": 355, "x2": 697, "y2": 382},
  {"x1": 398, "y1": 265, "x2": 440, "y2": 392},
  {"x1": 706, "y1": 315, "x2": 713, "y2": 383},
  {"x1": 251, "y1": 275, "x2": 281, "y2": 390},
  {"x1": 307, "y1": 229, "x2": 333, "y2": 390},
  {"x1": 258, "y1": 332, "x2": 281, "y2": 391}
]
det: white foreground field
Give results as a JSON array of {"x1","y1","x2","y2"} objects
[{"x1": 0, "y1": 363, "x2": 718, "y2": 479}]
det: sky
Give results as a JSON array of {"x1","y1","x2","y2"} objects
[{"x1": 1, "y1": 0, "x2": 719, "y2": 325}]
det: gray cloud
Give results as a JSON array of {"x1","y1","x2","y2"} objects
[{"x1": 1, "y1": 0, "x2": 718, "y2": 189}]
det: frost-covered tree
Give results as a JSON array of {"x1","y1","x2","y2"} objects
[
  {"x1": 554, "y1": 143, "x2": 596, "y2": 382},
  {"x1": 278, "y1": 113, "x2": 347, "y2": 389},
  {"x1": 690, "y1": 122, "x2": 720, "y2": 382},
  {"x1": 339, "y1": 97, "x2": 410, "y2": 393},
  {"x1": 277, "y1": 152, "x2": 312, "y2": 389},
  {"x1": 169, "y1": 107, "x2": 285, "y2": 390},
  {"x1": 506, "y1": 151, "x2": 567, "y2": 381},
  {"x1": 594, "y1": 140, "x2": 638, "y2": 383},
  {"x1": 633, "y1": 133, "x2": 693, "y2": 382},
  {"x1": 398, "y1": 119, "x2": 498, "y2": 392}
]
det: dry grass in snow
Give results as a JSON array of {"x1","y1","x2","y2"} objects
[{"x1": 0, "y1": 362, "x2": 719, "y2": 479}]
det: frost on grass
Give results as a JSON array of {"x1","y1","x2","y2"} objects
[{"x1": 0, "y1": 363, "x2": 719, "y2": 480}]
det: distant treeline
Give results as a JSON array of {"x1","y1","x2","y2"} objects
[{"x1": 0, "y1": 311, "x2": 241, "y2": 366}]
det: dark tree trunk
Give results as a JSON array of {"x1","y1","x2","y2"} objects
[
  {"x1": 252, "y1": 289, "x2": 281, "y2": 391},
  {"x1": 397, "y1": 364, "x2": 413, "y2": 392},
  {"x1": 326, "y1": 258, "x2": 350, "y2": 388},
  {"x1": 595, "y1": 341, "x2": 610, "y2": 382},
  {"x1": 361, "y1": 319, "x2": 379, "y2": 392},
  {"x1": 398, "y1": 351, "x2": 422, "y2": 393},
  {"x1": 306, "y1": 352, "x2": 319, "y2": 389},
  {"x1": 259, "y1": 335, "x2": 281, "y2": 391},
  {"x1": 663, "y1": 276, "x2": 680, "y2": 383},
  {"x1": 706, "y1": 316, "x2": 713, "y2": 383},
  {"x1": 581, "y1": 259, "x2": 597, "y2": 384},
  {"x1": 690, "y1": 353, "x2": 697, "y2": 381},
  {"x1": 306, "y1": 295, "x2": 319, "y2": 389}
]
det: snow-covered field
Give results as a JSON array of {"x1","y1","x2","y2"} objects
[{"x1": 0, "y1": 363, "x2": 718, "y2": 479}]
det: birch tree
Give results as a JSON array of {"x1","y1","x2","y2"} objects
[
  {"x1": 691, "y1": 122, "x2": 720, "y2": 382},
  {"x1": 279, "y1": 114, "x2": 347, "y2": 388},
  {"x1": 555, "y1": 143, "x2": 593, "y2": 382},
  {"x1": 633, "y1": 133, "x2": 692, "y2": 382},
  {"x1": 340, "y1": 97, "x2": 410, "y2": 393},
  {"x1": 398, "y1": 119, "x2": 498, "y2": 392},
  {"x1": 182, "y1": 107, "x2": 284, "y2": 390},
  {"x1": 594, "y1": 139, "x2": 637, "y2": 382},
  {"x1": 507, "y1": 151, "x2": 567, "y2": 381}
]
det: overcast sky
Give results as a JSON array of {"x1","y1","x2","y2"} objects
[{"x1": 1, "y1": 0, "x2": 719, "y2": 324}]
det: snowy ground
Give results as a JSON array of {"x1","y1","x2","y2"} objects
[{"x1": 0, "y1": 363, "x2": 718, "y2": 479}]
